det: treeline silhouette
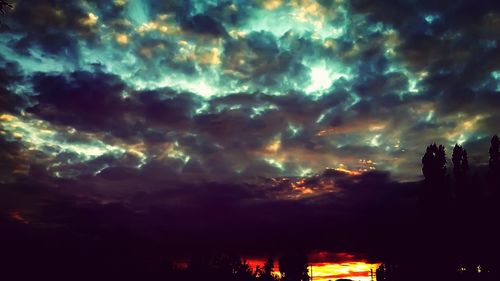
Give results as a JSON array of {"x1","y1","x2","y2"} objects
[
  {"x1": 165, "y1": 254, "x2": 309, "y2": 281},
  {"x1": 377, "y1": 135, "x2": 500, "y2": 281}
]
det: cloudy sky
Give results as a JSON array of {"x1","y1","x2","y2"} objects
[{"x1": 1, "y1": 0, "x2": 500, "y2": 272}]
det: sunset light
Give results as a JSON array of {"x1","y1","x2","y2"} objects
[{"x1": 310, "y1": 261, "x2": 379, "y2": 281}]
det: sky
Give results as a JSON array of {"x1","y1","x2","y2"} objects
[{"x1": 1, "y1": 0, "x2": 500, "y2": 277}]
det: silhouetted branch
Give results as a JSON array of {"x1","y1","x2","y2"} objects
[{"x1": 0, "y1": 1, "x2": 13, "y2": 14}]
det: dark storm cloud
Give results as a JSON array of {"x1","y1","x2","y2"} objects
[
  {"x1": 365, "y1": 0, "x2": 500, "y2": 107},
  {"x1": 27, "y1": 70, "x2": 203, "y2": 139},
  {"x1": 348, "y1": 0, "x2": 500, "y2": 104},
  {"x1": 90, "y1": 0, "x2": 128, "y2": 22},
  {"x1": 223, "y1": 31, "x2": 309, "y2": 88},
  {"x1": 265, "y1": 92, "x2": 323, "y2": 122},
  {"x1": 0, "y1": 55, "x2": 25, "y2": 113},
  {"x1": 139, "y1": 89, "x2": 202, "y2": 129},
  {"x1": 0, "y1": 138, "x2": 25, "y2": 182},
  {"x1": 132, "y1": 38, "x2": 198, "y2": 76},
  {"x1": 350, "y1": 0, "x2": 500, "y2": 35},
  {"x1": 181, "y1": 14, "x2": 228, "y2": 37},
  {"x1": 147, "y1": 0, "x2": 254, "y2": 27},
  {"x1": 28, "y1": 70, "x2": 132, "y2": 133},
  {"x1": 194, "y1": 106, "x2": 283, "y2": 148},
  {"x1": 0, "y1": 168, "x2": 418, "y2": 258},
  {"x1": 4, "y1": 0, "x2": 99, "y2": 60}
]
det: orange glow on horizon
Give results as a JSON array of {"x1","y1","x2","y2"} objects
[
  {"x1": 245, "y1": 257, "x2": 379, "y2": 281},
  {"x1": 310, "y1": 261, "x2": 380, "y2": 281}
]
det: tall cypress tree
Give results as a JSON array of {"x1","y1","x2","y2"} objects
[
  {"x1": 452, "y1": 144, "x2": 463, "y2": 177},
  {"x1": 422, "y1": 143, "x2": 447, "y2": 180},
  {"x1": 452, "y1": 144, "x2": 468, "y2": 177},
  {"x1": 422, "y1": 144, "x2": 436, "y2": 180},
  {"x1": 461, "y1": 149, "x2": 468, "y2": 174},
  {"x1": 436, "y1": 145, "x2": 447, "y2": 178},
  {"x1": 489, "y1": 135, "x2": 500, "y2": 172}
]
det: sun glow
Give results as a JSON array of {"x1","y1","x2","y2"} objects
[
  {"x1": 246, "y1": 256, "x2": 379, "y2": 281},
  {"x1": 80, "y1": 12, "x2": 98, "y2": 26},
  {"x1": 305, "y1": 61, "x2": 350, "y2": 94},
  {"x1": 311, "y1": 261, "x2": 380, "y2": 281}
]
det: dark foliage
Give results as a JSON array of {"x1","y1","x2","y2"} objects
[
  {"x1": 489, "y1": 135, "x2": 500, "y2": 173},
  {"x1": 422, "y1": 143, "x2": 447, "y2": 181},
  {"x1": 452, "y1": 144, "x2": 469, "y2": 177},
  {"x1": 0, "y1": 1, "x2": 12, "y2": 14},
  {"x1": 279, "y1": 254, "x2": 310, "y2": 281}
]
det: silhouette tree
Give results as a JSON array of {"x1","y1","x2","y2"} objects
[
  {"x1": 259, "y1": 258, "x2": 277, "y2": 281},
  {"x1": 461, "y1": 149, "x2": 468, "y2": 174},
  {"x1": 0, "y1": 1, "x2": 12, "y2": 14},
  {"x1": 489, "y1": 135, "x2": 500, "y2": 173},
  {"x1": 422, "y1": 144, "x2": 436, "y2": 179},
  {"x1": 452, "y1": 144, "x2": 463, "y2": 177},
  {"x1": 187, "y1": 255, "x2": 243, "y2": 281},
  {"x1": 452, "y1": 144, "x2": 469, "y2": 178},
  {"x1": 451, "y1": 144, "x2": 473, "y2": 205},
  {"x1": 436, "y1": 144, "x2": 447, "y2": 177},
  {"x1": 422, "y1": 143, "x2": 447, "y2": 180},
  {"x1": 234, "y1": 259, "x2": 257, "y2": 281},
  {"x1": 420, "y1": 143, "x2": 451, "y2": 211},
  {"x1": 279, "y1": 254, "x2": 309, "y2": 281}
]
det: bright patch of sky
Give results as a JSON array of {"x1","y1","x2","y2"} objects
[
  {"x1": 424, "y1": 14, "x2": 440, "y2": 24},
  {"x1": 492, "y1": 71, "x2": 500, "y2": 91},
  {"x1": 126, "y1": 0, "x2": 150, "y2": 24},
  {"x1": 1, "y1": 114, "x2": 124, "y2": 161},
  {"x1": 243, "y1": 4, "x2": 346, "y2": 39},
  {"x1": 304, "y1": 59, "x2": 351, "y2": 94}
]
